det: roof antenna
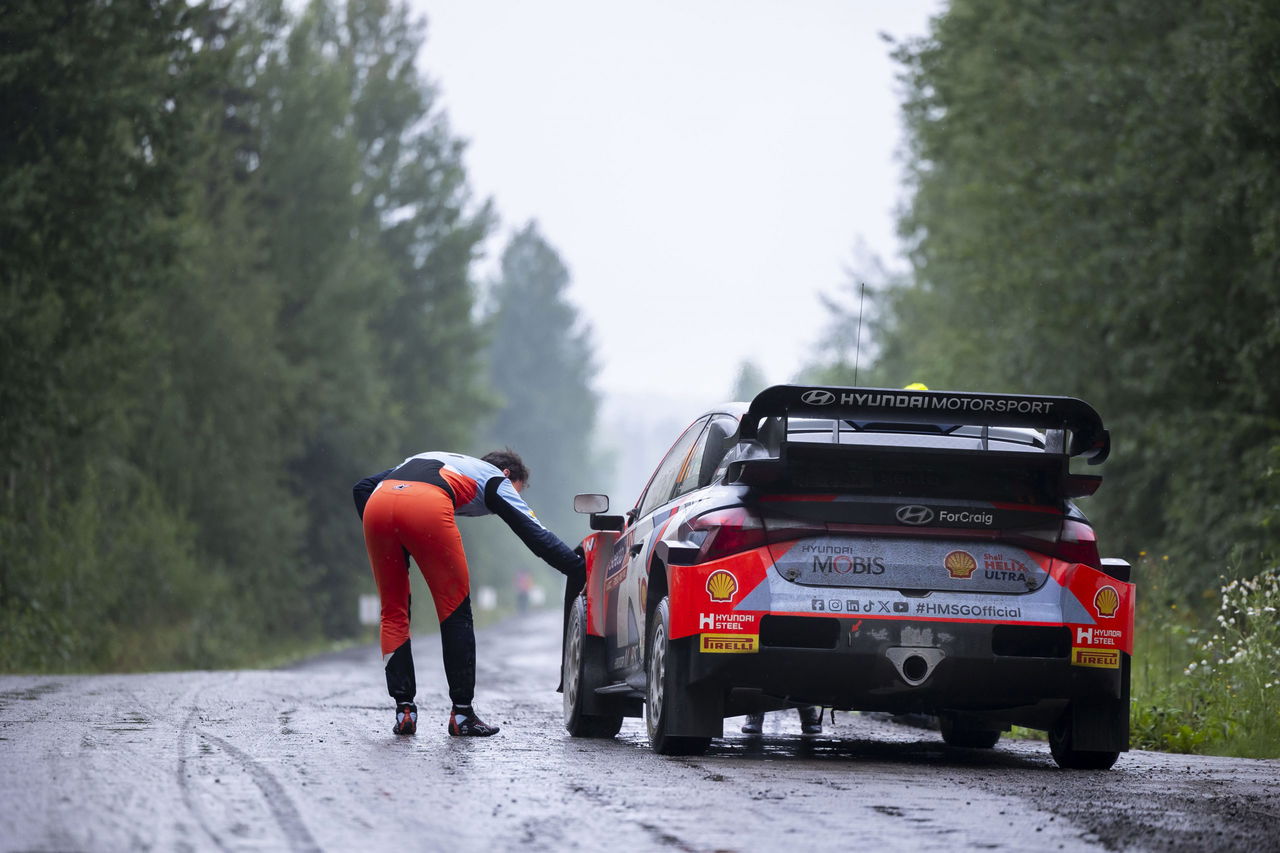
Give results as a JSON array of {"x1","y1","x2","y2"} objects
[{"x1": 853, "y1": 281, "x2": 866, "y2": 386}]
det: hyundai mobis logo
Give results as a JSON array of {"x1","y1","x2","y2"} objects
[
  {"x1": 896, "y1": 505, "x2": 934, "y2": 525},
  {"x1": 800, "y1": 389, "x2": 836, "y2": 405}
]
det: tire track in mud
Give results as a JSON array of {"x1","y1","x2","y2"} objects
[
  {"x1": 176, "y1": 706, "x2": 231, "y2": 852},
  {"x1": 175, "y1": 686, "x2": 319, "y2": 853},
  {"x1": 197, "y1": 731, "x2": 320, "y2": 853}
]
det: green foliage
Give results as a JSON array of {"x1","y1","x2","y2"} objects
[
  {"x1": 1, "y1": 0, "x2": 216, "y2": 669},
  {"x1": 729, "y1": 360, "x2": 768, "y2": 402},
  {"x1": 467, "y1": 223, "x2": 600, "y2": 595},
  {"x1": 839, "y1": 0, "x2": 1280, "y2": 594},
  {"x1": 801, "y1": 1, "x2": 1280, "y2": 756},
  {"x1": 1131, "y1": 565, "x2": 1279, "y2": 757},
  {"x1": 0, "y1": 0, "x2": 495, "y2": 670},
  {"x1": 255, "y1": 0, "x2": 493, "y2": 639}
]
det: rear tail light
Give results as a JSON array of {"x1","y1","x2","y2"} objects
[
  {"x1": 687, "y1": 505, "x2": 1102, "y2": 569},
  {"x1": 1013, "y1": 519, "x2": 1101, "y2": 568},
  {"x1": 1055, "y1": 519, "x2": 1102, "y2": 568},
  {"x1": 688, "y1": 507, "x2": 766, "y2": 562},
  {"x1": 686, "y1": 508, "x2": 825, "y2": 562}
]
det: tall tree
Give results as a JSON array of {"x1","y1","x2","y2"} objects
[
  {"x1": 0, "y1": 0, "x2": 497, "y2": 668},
  {"x1": 729, "y1": 360, "x2": 768, "y2": 401},
  {"x1": 255, "y1": 0, "x2": 494, "y2": 638},
  {"x1": 469, "y1": 222, "x2": 600, "y2": 592},
  {"x1": 0, "y1": 0, "x2": 215, "y2": 667},
  {"x1": 861, "y1": 0, "x2": 1280, "y2": 593}
]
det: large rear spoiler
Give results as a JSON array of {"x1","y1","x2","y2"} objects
[{"x1": 739, "y1": 385, "x2": 1109, "y2": 465}]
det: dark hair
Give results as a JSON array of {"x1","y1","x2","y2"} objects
[{"x1": 482, "y1": 448, "x2": 529, "y2": 484}]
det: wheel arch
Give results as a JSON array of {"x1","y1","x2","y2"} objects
[{"x1": 645, "y1": 556, "x2": 669, "y2": 662}]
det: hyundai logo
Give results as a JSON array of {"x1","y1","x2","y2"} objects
[
  {"x1": 800, "y1": 389, "x2": 836, "y2": 405},
  {"x1": 896, "y1": 505, "x2": 934, "y2": 525}
]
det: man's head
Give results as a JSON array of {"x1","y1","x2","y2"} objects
[{"x1": 482, "y1": 448, "x2": 529, "y2": 492}]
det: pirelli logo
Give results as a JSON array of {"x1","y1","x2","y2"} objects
[
  {"x1": 1071, "y1": 647, "x2": 1120, "y2": 669},
  {"x1": 700, "y1": 633, "x2": 759, "y2": 654}
]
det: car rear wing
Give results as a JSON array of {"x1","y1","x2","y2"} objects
[
  {"x1": 726, "y1": 385, "x2": 1110, "y2": 499},
  {"x1": 742, "y1": 384, "x2": 1111, "y2": 461},
  {"x1": 738, "y1": 385, "x2": 1109, "y2": 464}
]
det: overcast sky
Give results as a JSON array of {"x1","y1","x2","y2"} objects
[{"x1": 413, "y1": 0, "x2": 942, "y2": 408}]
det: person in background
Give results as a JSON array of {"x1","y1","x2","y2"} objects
[
  {"x1": 353, "y1": 448, "x2": 584, "y2": 737},
  {"x1": 514, "y1": 569, "x2": 534, "y2": 614},
  {"x1": 741, "y1": 707, "x2": 823, "y2": 736}
]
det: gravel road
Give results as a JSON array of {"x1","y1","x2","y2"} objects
[{"x1": 2, "y1": 609, "x2": 1277, "y2": 852}]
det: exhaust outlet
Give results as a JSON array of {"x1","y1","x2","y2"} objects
[{"x1": 885, "y1": 647, "x2": 945, "y2": 686}]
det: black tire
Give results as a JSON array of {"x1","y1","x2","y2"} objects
[
  {"x1": 563, "y1": 595, "x2": 624, "y2": 738},
  {"x1": 645, "y1": 597, "x2": 711, "y2": 756},
  {"x1": 939, "y1": 715, "x2": 1001, "y2": 749},
  {"x1": 1049, "y1": 710, "x2": 1120, "y2": 770}
]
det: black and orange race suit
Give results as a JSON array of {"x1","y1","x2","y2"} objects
[{"x1": 354, "y1": 452, "x2": 583, "y2": 705}]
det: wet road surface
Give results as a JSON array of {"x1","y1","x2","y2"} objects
[{"x1": 2, "y1": 609, "x2": 1278, "y2": 851}]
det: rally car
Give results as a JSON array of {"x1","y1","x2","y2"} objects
[{"x1": 561, "y1": 385, "x2": 1132, "y2": 769}]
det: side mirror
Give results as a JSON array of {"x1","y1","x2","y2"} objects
[
  {"x1": 574, "y1": 493, "x2": 610, "y2": 514},
  {"x1": 575, "y1": 493, "x2": 625, "y2": 531}
]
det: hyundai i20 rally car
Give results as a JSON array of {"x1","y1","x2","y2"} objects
[{"x1": 561, "y1": 385, "x2": 1132, "y2": 769}]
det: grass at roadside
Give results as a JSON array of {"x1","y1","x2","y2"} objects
[{"x1": 1129, "y1": 557, "x2": 1279, "y2": 758}]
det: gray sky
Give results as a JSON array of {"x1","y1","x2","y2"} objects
[{"x1": 413, "y1": 0, "x2": 942, "y2": 406}]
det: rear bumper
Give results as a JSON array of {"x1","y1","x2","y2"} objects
[{"x1": 686, "y1": 616, "x2": 1125, "y2": 728}]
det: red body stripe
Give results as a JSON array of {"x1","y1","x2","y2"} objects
[{"x1": 439, "y1": 466, "x2": 478, "y2": 506}]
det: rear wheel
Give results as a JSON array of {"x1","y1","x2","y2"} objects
[
  {"x1": 645, "y1": 597, "x2": 711, "y2": 756},
  {"x1": 939, "y1": 715, "x2": 1001, "y2": 749},
  {"x1": 563, "y1": 595, "x2": 623, "y2": 738},
  {"x1": 1049, "y1": 709, "x2": 1120, "y2": 770}
]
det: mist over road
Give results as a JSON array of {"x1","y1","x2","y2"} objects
[{"x1": 2, "y1": 610, "x2": 1277, "y2": 852}]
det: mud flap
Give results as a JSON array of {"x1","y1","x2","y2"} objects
[
  {"x1": 1071, "y1": 654, "x2": 1130, "y2": 752},
  {"x1": 557, "y1": 561, "x2": 587, "y2": 693},
  {"x1": 579, "y1": 635, "x2": 628, "y2": 717},
  {"x1": 666, "y1": 637, "x2": 725, "y2": 738}
]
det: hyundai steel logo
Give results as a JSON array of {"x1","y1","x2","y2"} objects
[
  {"x1": 800, "y1": 389, "x2": 835, "y2": 405},
  {"x1": 896, "y1": 505, "x2": 934, "y2": 525}
]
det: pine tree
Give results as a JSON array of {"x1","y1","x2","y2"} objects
[
  {"x1": 468, "y1": 222, "x2": 601, "y2": 593},
  {"x1": 729, "y1": 361, "x2": 768, "y2": 401}
]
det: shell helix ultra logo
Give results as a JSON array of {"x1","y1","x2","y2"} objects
[
  {"x1": 944, "y1": 550, "x2": 978, "y2": 579},
  {"x1": 1094, "y1": 585, "x2": 1120, "y2": 619},
  {"x1": 706, "y1": 569, "x2": 738, "y2": 602}
]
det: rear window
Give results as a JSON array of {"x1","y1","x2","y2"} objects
[
  {"x1": 784, "y1": 445, "x2": 1057, "y2": 503},
  {"x1": 786, "y1": 420, "x2": 1046, "y2": 453}
]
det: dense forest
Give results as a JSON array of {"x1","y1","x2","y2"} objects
[
  {"x1": 0, "y1": 0, "x2": 599, "y2": 671},
  {"x1": 812, "y1": 0, "x2": 1280, "y2": 600},
  {"x1": 4, "y1": 0, "x2": 1277, "y2": 700}
]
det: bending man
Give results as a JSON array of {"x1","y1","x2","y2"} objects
[{"x1": 353, "y1": 448, "x2": 584, "y2": 737}]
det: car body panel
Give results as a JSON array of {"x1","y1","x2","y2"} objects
[{"x1": 571, "y1": 384, "x2": 1130, "y2": 751}]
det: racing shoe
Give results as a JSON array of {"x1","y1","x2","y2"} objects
[
  {"x1": 741, "y1": 713, "x2": 764, "y2": 735},
  {"x1": 392, "y1": 702, "x2": 417, "y2": 735},
  {"x1": 448, "y1": 705, "x2": 500, "y2": 737},
  {"x1": 799, "y1": 705, "x2": 823, "y2": 735}
]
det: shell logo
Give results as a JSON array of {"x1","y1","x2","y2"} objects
[
  {"x1": 944, "y1": 550, "x2": 978, "y2": 579},
  {"x1": 706, "y1": 569, "x2": 738, "y2": 602},
  {"x1": 1094, "y1": 585, "x2": 1120, "y2": 619}
]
